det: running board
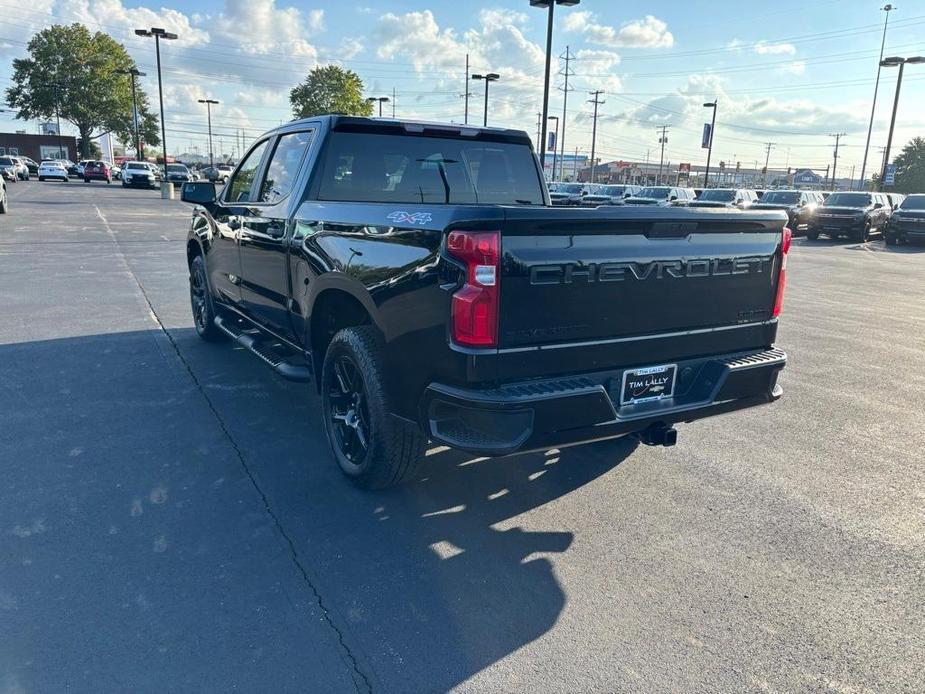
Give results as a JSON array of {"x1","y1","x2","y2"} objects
[{"x1": 214, "y1": 314, "x2": 313, "y2": 382}]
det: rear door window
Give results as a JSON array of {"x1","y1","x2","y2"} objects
[
  {"x1": 315, "y1": 131, "x2": 543, "y2": 205},
  {"x1": 260, "y1": 131, "x2": 313, "y2": 204}
]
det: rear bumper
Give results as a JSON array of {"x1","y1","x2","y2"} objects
[{"x1": 422, "y1": 347, "x2": 785, "y2": 455}]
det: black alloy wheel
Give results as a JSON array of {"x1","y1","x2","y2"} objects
[
  {"x1": 189, "y1": 255, "x2": 221, "y2": 341},
  {"x1": 326, "y1": 354, "x2": 371, "y2": 468}
]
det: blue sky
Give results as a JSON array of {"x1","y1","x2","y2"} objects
[{"x1": 1, "y1": 1, "x2": 923, "y2": 182}]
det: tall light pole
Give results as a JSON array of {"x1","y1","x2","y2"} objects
[
  {"x1": 471, "y1": 73, "x2": 499, "y2": 127},
  {"x1": 135, "y1": 27, "x2": 178, "y2": 179},
  {"x1": 117, "y1": 68, "x2": 146, "y2": 159},
  {"x1": 858, "y1": 4, "x2": 896, "y2": 190},
  {"x1": 197, "y1": 98, "x2": 218, "y2": 167},
  {"x1": 702, "y1": 100, "x2": 717, "y2": 188},
  {"x1": 547, "y1": 116, "x2": 559, "y2": 181},
  {"x1": 366, "y1": 96, "x2": 390, "y2": 117},
  {"x1": 531, "y1": 0, "x2": 581, "y2": 172},
  {"x1": 879, "y1": 55, "x2": 925, "y2": 187}
]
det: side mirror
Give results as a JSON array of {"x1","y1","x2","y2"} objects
[
  {"x1": 873, "y1": 202, "x2": 883, "y2": 209},
  {"x1": 669, "y1": 195, "x2": 678, "y2": 201},
  {"x1": 181, "y1": 181, "x2": 216, "y2": 205}
]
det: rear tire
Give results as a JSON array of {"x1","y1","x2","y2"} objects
[
  {"x1": 84, "y1": 178, "x2": 90, "y2": 183},
  {"x1": 189, "y1": 255, "x2": 222, "y2": 342},
  {"x1": 885, "y1": 234, "x2": 898, "y2": 246},
  {"x1": 322, "y1": 326, "x2": 426, "y2": 489},
  {"x1": 38, "y1": 177, "x2": 45, "y2": 182},
  {"x1": 806, "y1": 230, "x2": 819, "y2": 241}
]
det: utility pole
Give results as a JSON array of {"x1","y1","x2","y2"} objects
[
  {"x1": 197, "y1": 98, "x2": 218, "y2": 167},
  {"x1": 829, "y1": 132, "x2": 846, "y2": 189},
  {"x1": 557, "y1": 45, "x2": 574, "y2": 182},
  {"x1": 536, "y1": 112, "x2": 543, "y2": 153},
  {"x1": 859, "y1": 4, "x2": 895, "y2": 190},
  {"x1": 764, "y1": 142, "x2": 775, "y2": 186},
  {"x1": 702, "y1": 99, "x2": 717, "y2": 188},
  {"x1": 463, "y1": 54, "x2": 470, "y2": 124},
  {"x1": 392, "y1": 87, "x2": 396, "y2": 118},
  {"x1": 656, "y1": 125, "x2": 669, "y2": 184},
  {"x1": 574, "y1": 146, "x2": 579, "y2": 180},
  {"x1": 587, "y1": 90, "x2": 604, "y2": 183}
]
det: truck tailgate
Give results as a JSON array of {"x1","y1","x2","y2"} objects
[{"x1": 497, "y1": 207, "x2": 786, "y2": 377}]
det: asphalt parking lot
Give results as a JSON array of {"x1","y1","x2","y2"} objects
[{"x1": 1, "y1": 180, "x2": 923, "y2": 693}]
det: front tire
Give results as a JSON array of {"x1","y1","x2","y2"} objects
[
  {"x1": 189, "y1": 255, "x2": 222, "y2": 341},
  {"x1": 322, "y1": 326, "x2": 426, "y2": 489},
  {"x1": 885, "y1": 233, "x2": 898, "y2": 246},
  {"x1": 38, "y1": 177, "x2": 45, "y2": 182},
  {"x1": 807, "y1": 229, "x2": 819, "y2": 240},
  {"x1": 0, "y1": 195, "x2": 7, "y2": 214},
  {"x1": 856, "y1": 222, "x2": 870, "y2": 243}
]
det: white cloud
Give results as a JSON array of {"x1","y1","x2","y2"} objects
[
  {"x1": 780, "y1": 60, "x2": 806, "y2": 75},
  {"x1": 754, "y1": 41, "x2": 797, "y2": 56},
  {"x1": 564, "y1": 12, "x2": 673, "y2": 49}
]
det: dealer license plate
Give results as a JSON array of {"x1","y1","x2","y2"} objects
[{"x1": 620, "y1": 364, "x2": 677, "y2": 405}]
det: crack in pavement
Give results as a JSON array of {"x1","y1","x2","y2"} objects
[{"x1": 94, "y1": 204, "x2": 374, "y2": 694}]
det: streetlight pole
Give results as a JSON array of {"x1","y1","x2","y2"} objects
[
  {"x1": 135, "y1": 27, "x2": 178, "y2": 179},
  {"x1": 118, "y1": 68, "x2": 146, "y2": 158},
  {"x1": 471, "y1": 73, "x2": 499, "y2": 127},
  {"x1": 859, "y1": 4, "x2": 895, "y2": 190},
  {"x1": 531, "y1": 0, "x2": 581, "y2": 171},
  {"x1": 52, "y1": 82, "x2": 64, "y2": 159},
  {"x1": 879, "y1": 55, "x2": 925, "y2": 187},
  {"x1": 702, "y1": 100, "x2": 717, "y2": 188},
  {"x1": 197, "y1": 99, "x2": 218, "y2": 167},
  {"x1": 366, "y1": 96, "x2": 390, "y2": 117},
  {"x1": 547, "y1": 116, "x2": 559, "y2": 180}
]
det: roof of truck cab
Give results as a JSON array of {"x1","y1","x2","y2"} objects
[{"x1": 273, "y1": 114, "x2": 532, "y2": 143}]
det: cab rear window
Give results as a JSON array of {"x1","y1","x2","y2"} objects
[{"x1": 316, "y1": 132, "x2": 543, "y2": 205}]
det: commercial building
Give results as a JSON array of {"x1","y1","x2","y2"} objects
[{"x1": 0, "y1": 132, "x2": 77, "y2": 162}]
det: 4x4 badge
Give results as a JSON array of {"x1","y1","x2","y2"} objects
[{"x1": 387, "y1": 211, "x2": 432, "y2": 225}]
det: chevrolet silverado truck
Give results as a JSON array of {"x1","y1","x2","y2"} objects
[{"x1": 180, "y1": 116, "x2": 789, "y2": 489}]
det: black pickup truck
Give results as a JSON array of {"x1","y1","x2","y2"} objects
[{"x1": 180, "y1": 116, "x2": 788, "y2": 489}]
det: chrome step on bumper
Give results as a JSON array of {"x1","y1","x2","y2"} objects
[{"x1": 214, "y1": 314, "x2": 313, "y2": 382}]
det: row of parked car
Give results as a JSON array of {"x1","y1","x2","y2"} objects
[{"x1": 547, "y1": 182, "x2": 921, "y2": 244}]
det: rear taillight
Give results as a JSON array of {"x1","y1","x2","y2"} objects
[
  {"x1": 446, "y1": 230, "x2": 500, "y2": 347},
  {"x1": 772, "y1": 226, "x2": 791, "y2": 317}
]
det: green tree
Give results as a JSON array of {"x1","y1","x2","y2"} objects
[
  {"x1": 5, "y1": 23, "x2": 160, "y2": 158},
  {"x1": 891, "y1": 136, "x2": 925, "y2": 194},
  {"x1": 289, "y1": 65, "x2": 373, "y2": 119}
]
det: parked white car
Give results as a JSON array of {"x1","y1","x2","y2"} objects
[{"x1": 38, "y1": 160, "x2": 70, "y2": 182}]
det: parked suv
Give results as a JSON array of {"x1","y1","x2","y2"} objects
[
  {"x1": 121, "y1": 161, "x2": 158, "y2": 188},
  {"x1": 83, "y1": 161, "x2": 112, "y2": 183},
  {"x1": 548, "y1": 182, "x2": 592, "y2": 206},
  {"x1": 752, "y1": 190, "x2": 824, "y2": 234},
  {"x1": 689, "y1": 188, "x2": 759, "y2": 209},
  {"x1": 624, "y1": 186, "x2": 696, "y2": 206},
  {"x1": 580, "y1": 184, "x2": 641, "y2": 206},
  {"x1": 884, "y1": 194, "x2": 925, "y2": 245},
  {"x1": 808, "y1": 191, "x2": 891, "y2": 242}
]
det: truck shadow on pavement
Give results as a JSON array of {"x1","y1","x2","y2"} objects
[
  {"x1": 183, "y1": 328, "x2": 639, "y2": 692},
  {"x1": 0, "y1": 327, "x2": 638, "y2": 693}
]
